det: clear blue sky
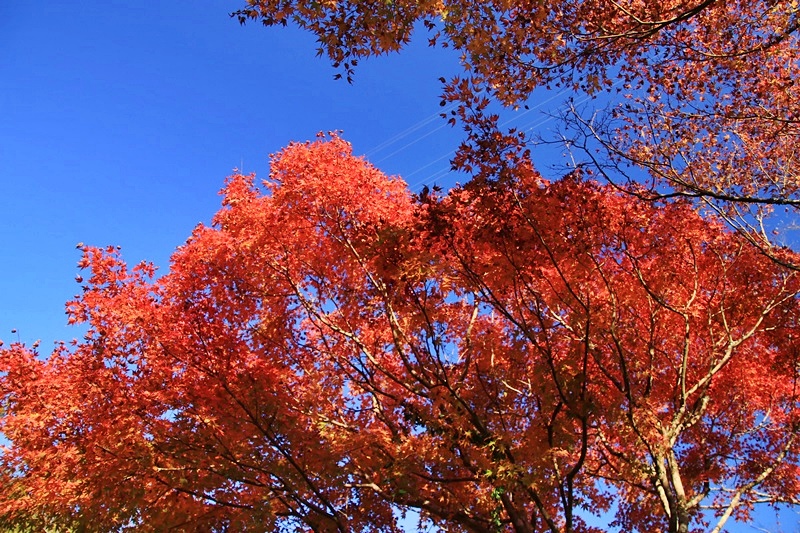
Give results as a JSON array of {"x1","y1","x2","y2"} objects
[{"x1": 0, "y1": 2, "x2": 795, "y2": 532}]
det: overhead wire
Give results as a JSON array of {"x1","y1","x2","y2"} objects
[
  {"x1": 400, "y1": 87, "x2": 575, "y2": 191},
  {"x1": 361, "y1": 80, "x2": 620, "y2": 193},
  {"x1": 365, "y1": 104, "x2": 458, "y2": 159}
]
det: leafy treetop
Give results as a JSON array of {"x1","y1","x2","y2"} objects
[
  {"x1": 2, "y1": 136, "x2": 799, "y2": 532},
  {"x1": 236, "y1": 0, "x2": 800, "y2": 249}
]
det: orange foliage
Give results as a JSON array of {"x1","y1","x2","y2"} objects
[
  {"x1": 236, "y1": 0, "x2": 800, "y2": 232},
  {"x1": 2, "y1": 136, "x2": 799, "y2": 532}
]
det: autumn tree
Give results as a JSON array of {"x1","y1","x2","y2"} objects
[
  {"x1": 235, "y1": 0, "x2": 800, "y2": 251},
  {"x1": 2, "y1": 136, "x2": 799, "y2": 532}
]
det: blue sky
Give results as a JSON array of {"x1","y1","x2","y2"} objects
[
  {"x1": 1, "y1": 2, "x2": 796, "y2": 532},
  {"x1": 1, "y1": 1, "x2": 468, "y2": 347}
]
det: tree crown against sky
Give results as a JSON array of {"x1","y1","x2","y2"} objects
[
  {"x1": 2, "y1": 137, "x2": 799, "y2": 532},
  {"x1": 235, "y1": 0, "x2": 800, "y2": 253},
  {"x1": 2, "y1": 1, "x2": 800, "y2": 531}
]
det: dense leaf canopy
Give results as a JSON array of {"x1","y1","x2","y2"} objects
[
  {"x1": 2, "y1": 1, "x2": 800, "y2": 531},
  {"x1": 2, "y1": 137, "x2": 799, "y2": 532}
]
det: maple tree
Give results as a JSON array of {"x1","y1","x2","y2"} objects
[
  {"x1": 235, "y1": 0, "x2": 800, "y2": 250},
  {"x1": 2, "y1": 136, "x2": 799, "y2": 532}
]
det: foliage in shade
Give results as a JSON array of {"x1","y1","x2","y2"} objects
[{"x1": 1, "y1": 136, "x2": 799, "y2": 532}]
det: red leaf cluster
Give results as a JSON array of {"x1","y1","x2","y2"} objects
[
  {"x1": 236, "y1": 0, "x2": 800, "y2": 245},
  {"x1": 2, "y1": 137, "x2": 798, "y2": 532}
]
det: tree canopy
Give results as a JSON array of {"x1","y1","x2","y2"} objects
[
  {"x1": 2, "y1": 137, "x2": 799, "y2": 532},
  {"x1": 235, "y1": 0, "x2": 800, "y2": 249},
  {"x1": 2, "y1": 1, "x2": 800, "y2": 531}
]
